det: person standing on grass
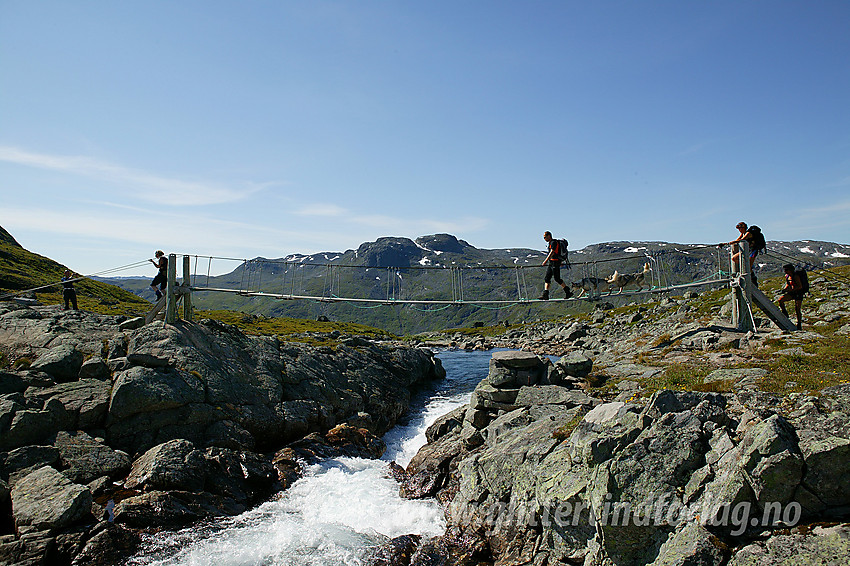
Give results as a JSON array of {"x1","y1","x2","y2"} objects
[
  {"x1": 538, "y1": 231, "x2": 571, "y2": 301},
  {"x1": 61, "y1": 270, "x2": 78, "y2": 310}
]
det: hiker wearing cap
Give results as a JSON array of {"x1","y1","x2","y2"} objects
[
  {"x1": 61, "y1": 270, "x2": 78, "y2": 310},
  {"x1": 538, "y1": 231, "x2": 572, "y2": 301},
  {"x1": 149, "y1": 251, "x2": 168, "y2": 300}
]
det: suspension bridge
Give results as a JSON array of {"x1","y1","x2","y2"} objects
[
  {"x1": 4, "y1": 240, "x2": 838, "y2": 333},
  {"x1": 137, "y1": 242, "x2": 810, "y2": 333}
]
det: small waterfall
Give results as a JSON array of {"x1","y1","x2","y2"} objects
[{"x1": 129, "y1": 349, "x2": 495, "y2": 566}]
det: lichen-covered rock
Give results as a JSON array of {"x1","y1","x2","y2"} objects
[
  {"x1": 70, "y1": 523, "x2": 142, "y2": 566},
  {"x1": 736, "y1": 415, "x2": 804, "y2": 507},
  {"x1": 26, "y1": 379, "x2": 111, "y2": 430},
  {"x1": 52, "y1": 431, "x2": 131, "y2": 484},
  {"x1": 124, "y1": 439, "x2": 205, "y2": 492},
  {"x1": 727, "y1": 524, "x2": 850, "y2": 566},
  {"x1": 29, "y1": 344, "x2": 84, "y2": 382},
  {"x1": 11, "y1": 466, "x2": 92, "y2": 530},
  {"x1": 78, "y1": 356, "x2": 110, "y2": 380},
  {"x1": 555, "y1": 351, "x2": 594, "y2": 378},
  {"x1": 649, "y1": 521, "x2": 726, "y2": 566}
]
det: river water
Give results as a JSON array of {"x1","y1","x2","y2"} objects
[{"x1": 129, "y1": 349, "x2": 494, "y2": 566}]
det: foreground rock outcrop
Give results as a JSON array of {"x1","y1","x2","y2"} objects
[
  {"x1": 0, "y1": 303, "x2": 444, "y2": 565},
  {"x1": 393, "y1": 348, "x2": 850, "y2": 566}
]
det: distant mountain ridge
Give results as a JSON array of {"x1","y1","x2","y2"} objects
[{"x1": 266, "y1": 233, "x2": 850, "y2": 270}]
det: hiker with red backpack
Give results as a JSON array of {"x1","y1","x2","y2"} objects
[
  {"x1": 778, "y1": 263, "x2": 807, "y2": 331},
  {"x1": 538, "y1": 231, "x2": 572, "y2": 301}
]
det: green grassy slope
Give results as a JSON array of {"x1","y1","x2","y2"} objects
[{"x1": 0, "y1": 227, "x2": 158, "y2": 316}]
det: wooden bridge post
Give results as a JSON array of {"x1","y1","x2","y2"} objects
[
  {"x1": 730, "y1": 241, "x2": 755, "y2": 332},
  {"x1": 165, "y1": 253, "x2": 177, "y2": 324},
  {"x1": 182, "y1": 255, "x2": 193, "y2": 322}
]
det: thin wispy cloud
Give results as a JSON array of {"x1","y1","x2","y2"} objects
[
  {"x1": 349, "y1": 213, "x2": 489, "y2": 235},
  {"x1": 0, "y1": 146, "x2": 266, "y2": 206},
  {"x1": 294, "y1": 204, "x2": 348, "y2": 217},
  {"x1": 0, "y1": 206, "x2": 308, "y2": 257}
]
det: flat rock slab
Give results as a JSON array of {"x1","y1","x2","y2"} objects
[
  {"x1": 491, "y1": 350, "x2": 542, "y2": 369},
  {"x1": 705, "y1": 367, "x2": 768, "y2": 385},
  {"x1": 605, "y1": 363, "x2": 662, "y2": 379},
  {"x1": 583, "y1": 402, "x2": 626, "y2": 426},
  {"x1": 515, "y1": 386, "x2": 595, "y2": 408},
  {"x1": 10, "y1": 466, "x2": 92, "y2": 530}
]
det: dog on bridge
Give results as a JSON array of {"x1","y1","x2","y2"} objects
[
  {"x1": 607, "y1": 263, "x2": 652, "y2": 294},
  {"x1": 570, "y1": 277, "x2": 611, "y2": 298}
]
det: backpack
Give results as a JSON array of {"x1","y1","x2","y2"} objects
[
  {"x1": 554, "y1": 239, "x2": 571, "y2": 268},
  {"x1": 796, "y1": 267, "x2": 809, "y2": 295},
  {"x1": 748, "y1": 226, "x2": 766, "y2": 254}
]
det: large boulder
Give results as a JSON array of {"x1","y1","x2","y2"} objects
[
  {"x1": 29, "y1": 344, "x2": 84, "y2": 382},
  {"x1": 1, "y1": 445, "x2": 60, "y2": 486},
  {"x1": 124, "y1": 439, "x2": 206, "y2": 492},
  {"x1": 1, "y1": 398, "x2": 70, "y2": 450},
  {"x1": 26, "y1": 379, "x2": 111, "y2": 430},
  {"x1": 108, "y1": 366, "x2": 205, "y2": 420},
  {"x1": 728, "y1": 523, "x2": 850, "y2": 566},
  {"x1": 555, "y1": 352, "x2": 594, "y2": 378},
  {"x1": 52, "y1": 431, "x2": 131, "y2": 484},
  {"x1": 10, "y1": 466, "x2": 92, "y2": 530}
]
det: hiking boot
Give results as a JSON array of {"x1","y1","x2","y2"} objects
[
  {"x1": 796, "y1": 323, "x2": 802, "y2": 331},
  {"x1": 751, "y1": 273, "x2": 758, "y2": 287},
  {"x1": 564, "y1": 287, "x2": 572, "y2": 299},
  {"x1": 537, "y1": 290, "x2": 549, "y2": 301},
  {"x1": 155, "y1": 291, "x2": 163, "y2": 300}
]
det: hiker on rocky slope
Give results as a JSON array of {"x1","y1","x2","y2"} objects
[{"x1": 778, "y1": 263, "x2": 805, "y2": 330}]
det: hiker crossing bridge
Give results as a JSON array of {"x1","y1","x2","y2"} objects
[{"x1": 146, "y1": 242, "x2": 798, "y2": 333}]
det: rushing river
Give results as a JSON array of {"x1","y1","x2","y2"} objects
[{"x1": 129, "y1": 349, "x2": 495, "y2": 566}]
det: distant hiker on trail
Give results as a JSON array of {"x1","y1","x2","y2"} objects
[
  {"x1": 538, "y1": 231, "x2": 572, "y2": 301},
  {"x1": 778, "y1": 263, "x2": 804, "y2": 331},
  {"x1": 61, "y1": 269, "x2": 78, "y2": 310},
  {"x1": 722, "y1": 222, "x2": 765, "y2": 285},
  {"x1": 149, "y1": 251, "x2": 168, "y2": 300}
]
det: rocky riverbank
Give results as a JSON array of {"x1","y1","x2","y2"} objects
[
  {"x1": 385, "y1": 278, "x2": 850, "y2": 565},
  {"x1": 0, "y1": 303, "x2": 445, "y2": 565}
]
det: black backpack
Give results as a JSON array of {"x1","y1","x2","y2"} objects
[
  {"x1": 748, "y1": 226, "x2": 766, "y2": 254},
  {"x1": 554, "y1": 239, "x2": 571, "y2": 268},
  {"x1": 796, "y1": 267, "x2": 809, "y2": 295}
]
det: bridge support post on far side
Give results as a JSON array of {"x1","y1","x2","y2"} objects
[
  {"x1": 182, "y1": 255, "x2": 193, "y2": 322},
  {"x1": 165, "y1": 253, "x2": 178, "y2": 324}
]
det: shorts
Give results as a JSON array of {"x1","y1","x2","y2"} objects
[
  {"x1": 544, "y1": 263, "x2": 563, "y2": 284},
  {"x1": 151, "y1": 272, "x2": 167, "y2": 288},
  {"x1": 781, "y1": 290, "x2": 804, "y2": 302}
]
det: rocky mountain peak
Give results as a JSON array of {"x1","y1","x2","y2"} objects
[
  {"x1": 356, "y1": 237, "x2": 422, "y2": 267},
  {"x1": 415, "y1": 234, "x2": 471, "y2": 254}
]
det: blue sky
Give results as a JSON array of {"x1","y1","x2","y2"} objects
[{"x1": 1, "y1": 1, "x2": 848, "y2": 276}]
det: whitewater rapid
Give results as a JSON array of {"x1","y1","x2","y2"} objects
[{"x1": 129, "y1": 349, "x2": 493, "y2": 566}]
